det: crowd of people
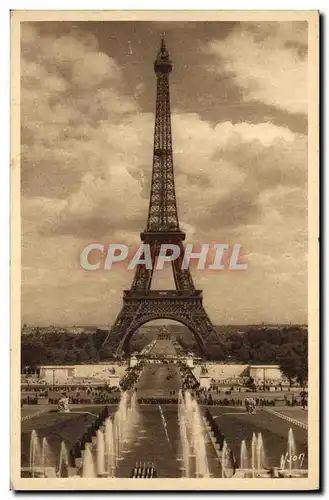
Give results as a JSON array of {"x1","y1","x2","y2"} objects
[
  {"x1": 119, "y1": 362, "x2": 145, "y2": 391},
  {"x1": 21, "y1": 375, "x2": 47, "y2": 385},
  {"x1": 50, "y1": 388, "x2": 121, "y2": 405},
  {"x1": 179, "y1": 363, "x2": 199, "y2": 391},
  {"x1": 198, "y1": 395, "x2": 307, "y2": 408},
  {"x1": 199, "y1": 396, "x2": 276, "y2": 407},
  {"x1": 208, "y1": 384, "x2": 287, "y2": 393},
  {"x1": 208, "y1": 377, "x2": 291, "y2": 390},
  {"x1": 21, "y1": 384, "x2": 120, "y2": 406}
]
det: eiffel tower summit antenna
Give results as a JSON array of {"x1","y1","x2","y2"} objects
[{"x1": 102, "y1": 38, "x2": 220, "y2": 358}]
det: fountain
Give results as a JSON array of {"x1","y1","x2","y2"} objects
[
  {"x1": 191, "y1": 398, "x2": 209, "y2": 478},
  {"x1": 128, "y1": 392, "x2": 139, "y2": 424},
  {"x1": 233, "y1": 425, "x2": 309, "y2": 479},
  {"x1": 177, "y1": 391, "x2": 190, "y2": 476},
  {"x1": 82, "y1": 443, "x2": 96, "y2": 477},
  {"x1": 251, "y1": 432, "x2": 257, "y2": 478},
  {"x1": 246, "y1": 432, "x2": 266, "y2": 477},
  {"x1": 25, "y1": 394, "x2": 308, "y2": 479},
  {"x1": 237, "y1": 427, "x2": 307, "y2": 479},
  {"x1": 104, "y1": 417, "x2": 116, "y2": 477},
  {"x1": 40, "y1": 437, "x2": 50, "y2": 476},
  {"x1": 121, "y1": 393, "x2": 139, "y2": 453},
  {"x1": 178, "y1": 391, "x2": 189, "y2": 475},
  {"x1": 180, "y1": 418, "x2": 190, "y2": 477},
  {"x1": 79, "y1": 391, "x2": 140, "y2": 477},
  {"x1": 111, "y1": 391, "x2": 139, "y2": 463},
  {"x1": 221, "y1": 440, "x2": 228, "y2": 478},
  {"x1": 58, "y1": 441, "x2": 69, "y2": 478},
  {"x1": 113, "y1": 412, "x2": 121, "y2": 461},
  {"x1": 29, "y1": 430, "x2": 42, "y2": 477},
  {"x1": 279, "y1": 427, "x2": 305, "y2": 477},
  {"x1": 240, "y1": 440, "x2": 248, "y2": 470},
  {"x1": 96, "y1": 429, "x2": 105, "y2": 476},
  {"x1": 288, "y1": 427, "x2": 296, "y2": 476},
  {"x1": 29, "y1": 430, "x2": 67, "y2": 477},
  {"x1": 256, "y1": 432, "x2": 265, "y2": 475},
  {"x1": 178, "y1": 390, "x2": 210, "y2": 478}
]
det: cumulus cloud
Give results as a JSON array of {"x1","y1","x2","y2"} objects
[
  {"x1": 21, "y1": 23, "x2": 140, "y2": 200},
  {"x1": 205, "y1": 22, "x2": 308, "y2": 114},
  {"x1": 172, "y1": 113, "x2": 307, "y2": 233}
]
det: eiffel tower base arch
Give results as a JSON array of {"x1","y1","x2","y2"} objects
[{"x1": 102, "y1": 291, "x2": 221, "y2": 358}]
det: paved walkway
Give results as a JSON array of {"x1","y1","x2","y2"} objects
[
  {"x1": 275, "y1": 407, "x2": 308, "y2": 424},
  {"x1": 149, "y1": 339, "x2": 178, "y2": 357},
  {"x1": 137, "y1": 363, "x2": 181, "y2": 399},
  {"x1": 265, "y1": 407, "x2": 308, "y2": 429}
]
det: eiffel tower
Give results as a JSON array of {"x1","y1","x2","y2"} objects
[{"x1": 102, "y1": 37, "x2": 220, "y2": 358}]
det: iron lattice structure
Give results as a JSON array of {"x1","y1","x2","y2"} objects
[{"x1": 102, "y1": 38, "x2": 220, "y2": 357}]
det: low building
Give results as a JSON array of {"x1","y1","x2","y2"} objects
[
  {"x1": 39, "y1": 363, "x2": 128, "y2": 385},
  {"x1": 249, "y1": 364, "x2": 284, "y2": 381},
  {"x1": 192, "y1": 362, "x2": 285, "y2": 384}
]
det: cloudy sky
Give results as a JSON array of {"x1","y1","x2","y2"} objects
[{"x1": 21, "y1": 20, "x2": 308, "y2": 326}]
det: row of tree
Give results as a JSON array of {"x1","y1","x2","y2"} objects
[
  {"x1": 175, "y1": 326, "x2": 308, "y2": 386},
  {"x1": 21, "y1": 326, "x2": 308, "y2": 386}
]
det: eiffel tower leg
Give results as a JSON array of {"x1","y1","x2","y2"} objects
[
  {"x1": 101, "y1": 300, "x2": 147, "y2": 357},
  {"x1": 193, "y1": 311, "x2": 225, "y2": 359}
]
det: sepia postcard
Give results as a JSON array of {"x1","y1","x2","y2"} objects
[{"x1": 11, "y1": 10, "x2": 319, "y2": 491}]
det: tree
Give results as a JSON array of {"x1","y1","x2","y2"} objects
[
  {"x1": 278, "y1": 332, "x2": 308, "y2": 387},
  {"x1": 236, "y1": 345, "x2": 251, "y2": 362}
]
